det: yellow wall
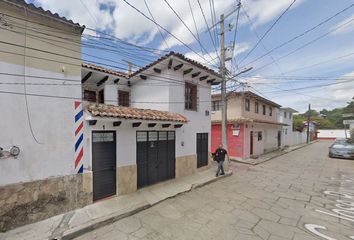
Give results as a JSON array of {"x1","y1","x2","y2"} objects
[{"x1": 0, "y1": 4, "x2": 82, "y2": 76}]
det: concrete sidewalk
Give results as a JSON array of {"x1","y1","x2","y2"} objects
[
  {"x1": 230, "y1": 141, "x2": 318, "y2": 165},
  {"x1": 0, "y1": 167, "x2": 232, "y2": 240}
]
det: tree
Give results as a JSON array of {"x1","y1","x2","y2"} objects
[{"x1": 293, "y1": 115, "x2": 305, "y2": 132}]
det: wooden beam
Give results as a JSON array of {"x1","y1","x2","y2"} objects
[
  {"x1": 162, "y1": 124, "x2": 171, "y2": 128},
  {"x1": 174, "y1": 124, "x2": 183, "y2": 128},
  {"x1": 88, "y1": 120, "x2": 97, "y2": 126},
  {"x1": 132, "y1": 122, "x2": 142, "y2": 128},
  {"x1": 97, "y1": 76, "x2": 109, "y2": 87},
  {"x1": 183, "y1": 68, "x2": 193, "y2": 75},
  {"x1": 199, "y1": 75, "x2": 209, "y2": 81},
  {"x1": 140, "y1": 75, "x2": 147, "y2": 80},
  {"x1": 114, "y1": 78, "x2": 120, "y2": 84},
  {"x1": 113, "y1": 121, "x2": 121, "y2": 127},
  {"x1": 128, "y1": 81, "x2": 131, "y2": 87},
  {"x1": 148, "y1": 123, "x2": 157, "y2": 128},
  {"x1": 153, "y1": 68, "x2": 161, "y2": 74},
  {"x1": 191, "y1": 72, "x2": 201, "y2": 78},
  {"x1": 167, "y1": 59, "x2": 173, "y2": 69},
  {"x1": 211, "y1": 82, "x2": 219, "y2": 86},
  {"x1": 207, "y1": 79, "x2": 215, "y2": 84},
  {"x1": 173, "y1": 63, "x2": 183, "y2": 71},
  {"x1": 81, "y1": 71, "x2": 92, "y2": 84}
]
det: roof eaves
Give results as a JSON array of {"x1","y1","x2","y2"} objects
[
  {"x1": 6, "y1": 0, "x2": 85, "y2": 32},
  {"x1": 129, "y1": 51, "x2": 221, "y2": 80}
]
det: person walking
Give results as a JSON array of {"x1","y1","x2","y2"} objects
[{"x1": 212, "y1": 144, "x2": 228, "y2": 177}]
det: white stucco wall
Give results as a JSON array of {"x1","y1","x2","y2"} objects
[
  {"x1": 317, "y1": 129, "x2": 350, "y2": 139},
  {"x1": 130, "y1": 70, "x2": 170, "y2": 111},
  {"x1": 130, "y1": 68, "x2": 212, "y2": 158},
  {"x1": 0, "y1": 7, "x2": 82, "y2": 186},
  {"x1": 83, "y1": 118, "x2": 179, "y2": 169},
  {"x1": 0, "y1": 63, "x2": 81, "y2": 186}
]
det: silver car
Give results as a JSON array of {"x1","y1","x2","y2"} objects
[{"x1": 329, "y1": 139, "x2": 354, "y2": 159}]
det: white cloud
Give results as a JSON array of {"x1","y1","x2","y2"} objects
[
  {"x1": 330, "y1": 14, "x2": 354, "y2": 35},
  {"x1": 184, "y1": 42, "x2": 250, "y2": 69},
  {"x1": 240, "y1": 0, "x2": 305, "y2": 27},
  {"x1": 29, "y1": 0, "x2": 307, "y2": 49},
  {"x1": 32, "y1": 0, "x2": 115, "y2": 31}
]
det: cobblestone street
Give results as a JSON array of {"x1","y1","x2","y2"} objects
[{"x1": 76, "y1": 141, "x2": 354, "y2": 240}]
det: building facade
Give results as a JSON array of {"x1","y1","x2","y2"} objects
[
  {"x1": 278, "y1": 107, "x2": 298, "y2": 147},
  {"x1": 211, "y1": 91, "x2": 286, "y2": 160},
  {"x1": 81, "y1": 52, "x2": 221, "y2": 202},
  {"x1": 0, "y1": 0, "x2": 87, "y2": 231}
]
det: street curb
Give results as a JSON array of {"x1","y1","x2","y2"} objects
[
  {"x1": 61, "y1": 204, "x2": 151, "y2": 240},
  {"x1": 59, "y1": 172, "x2": 232, "y2": 240},
  {"x1": 230, "y1": 140, "x2": 319, "y2": 166},
  {"x1": 192, "y1": 171, "x2": 233, "y2": 189}
]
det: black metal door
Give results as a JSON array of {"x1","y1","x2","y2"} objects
[
  {"x1": 137, "y1": 132, "x2": 149, "y2": 188},
  {"x1": 197, "y1": 133, "x2": 208, "y2": 168},
  {"x1": 92, "y1": 131, "x2": 116, "y2": 201},
  {"x1": 137, "y1": 131, "x2": 175, "y2": 188},
  {"x1": 147, "y1": 132, "x2": 159, "y2": 185},
  {"x1": 277, "y1": 131, "x2": 281, "y2": 147},
  {"x1": 167, "y1": 131, "x2": 176, "y2": 179}
]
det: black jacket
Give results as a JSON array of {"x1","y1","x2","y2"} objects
[{"x1": 213, "y1": 148, "x2": 227, "y2": 162}]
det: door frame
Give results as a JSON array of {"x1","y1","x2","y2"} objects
[
  {"x1": 250, "y1": 131, "x2": 253, "y2": 155},
  {"x1": 136, "y1": 130, "x2": 176, "y2": 189},
  {"x1": 92, "y1": 130, "x2": 117, "y2": 201},
  {"x1": 196, "y1": 133, "x2": 209, "y2": 168}
]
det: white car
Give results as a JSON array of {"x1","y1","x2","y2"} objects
[{"x1": 329, "y1": 140, "x2": 354, "y2": 159}]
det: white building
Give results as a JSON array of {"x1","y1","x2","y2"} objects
[
  {"x1": 0, "y1": 0, "x2": 86, "y2": 231},
  {"x1": 81, "y1": 52, "x2": 221, "y2": 201}
]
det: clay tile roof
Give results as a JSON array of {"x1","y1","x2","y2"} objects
[
  {"x1": 86, "y1": 103, "x2": 188, "y2": 123},
  {"x1": 82, "y1": 63, "x2": 128, "y2": 78},
  {"x1": 5, "y1": 0, "x2": 84, "y2": 31},
  {"x1": 212, "y1": 91, "x2": 281, "y2": 108},
  {"x1": 130, "y1": 51, "x2": 222, "y2": 79},
  {"x1": 212, "y1": 118, "x2": 288, "y2": 126}
]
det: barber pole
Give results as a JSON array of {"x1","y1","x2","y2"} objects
[{"x1": 74, "y1": 101, "x2": 84, "y2": 173}]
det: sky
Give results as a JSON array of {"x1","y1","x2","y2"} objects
[{"x1": 27, "y1": 0, "x2": 354, "y2": 112}]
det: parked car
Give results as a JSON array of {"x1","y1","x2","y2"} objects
[{"x1": 329, "y1": 139, "x2": 354, "y2": 159}]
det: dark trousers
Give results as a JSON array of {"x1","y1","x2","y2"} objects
[{"x1": 216, "y1": 160, "x2": 225, "y2": 176}]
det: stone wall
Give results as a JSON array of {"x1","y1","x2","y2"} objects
[
  {"x1": 0, "y1": 173, "x2": 92, "y2": 232},
  {"x1": 117, "y1": 165, "x2": 137, "y2": 195},
  {"x1": 175, "y1": 154, "x2": 197, "y2": 178}
]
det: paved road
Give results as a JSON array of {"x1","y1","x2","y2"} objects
[{"x1": 76, "y1": 141, "x2": 354, "y2": 240}]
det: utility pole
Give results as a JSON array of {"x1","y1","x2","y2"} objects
[
  {"x1": 220, "y1": 14, "x2": 229, "y2": 171},
  {"x1": 306, "y1": 104, "x2": 311, "y2": 144}
]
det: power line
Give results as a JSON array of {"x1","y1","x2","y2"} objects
[
  {"x1": 143, "y1": 0, "x2": 169, "y2": 50},
  {"x1": 163, "y1": 0, "x2": 216, "y2": 62},
  {"x1": 248, "y1": 16, "x2": 354, "y2": 75},
  {"x1": 241, "y1": 3, "x2": 354, "y2": 68},
  {"x1": 122, "y1": 0, "x2": 210, "y2": 63},
  {"x1": 238, "y1": 0, "x2": 297, "y2": 65},
  {"x1": 197, "y1": 0, "x2": 221, "y2": 62},
  {"x1": 188, "y1": 0, "x2": 203, "y2": 54},
  {"x1": 79, "y1": 0, "x2": 99, "y2": 24},
  {"x1": 240, "y1": 5, "x2": 287, "y2": 78}
]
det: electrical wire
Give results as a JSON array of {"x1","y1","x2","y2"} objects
[
  {"x1": 238, "y1": 0, "x2": 297, "y2": 65},
  {"x1": 122, "y1": 0, "x2": 210, "y2": 63},
  {"x1": 248, "y1": 16, "x2": 354, "y2": 75},
  {"x1": 143, "y1": 0, "x2": 169, "y2": 50},
  {"x1": 197, "y1": 0, "x2": 221, "y2": 62},
  {"x1": 163, "y1": 0, "x2": 216, "y2": 62},
  {"x1": 241, "y1": 3, "x2": 354, "y2": 68}
]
